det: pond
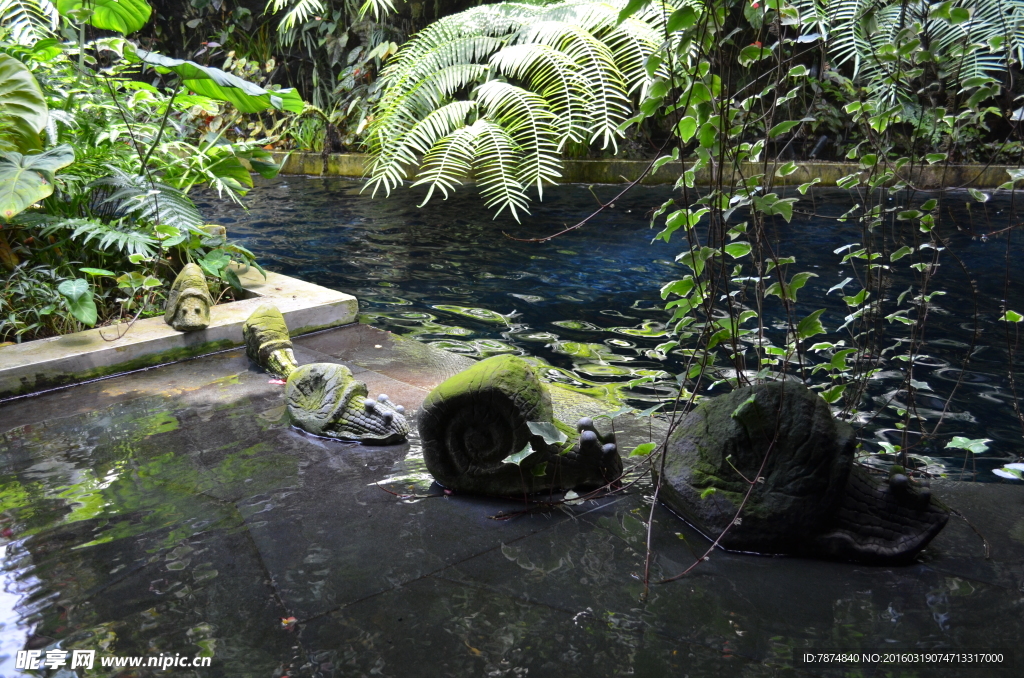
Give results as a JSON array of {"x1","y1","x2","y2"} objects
[
  {"x1": 202, "y1": 177, "x2": 1024, "y2": 480},
  {"x1": 0, "y1": 179, "x2": 1022, "y2": 677}
]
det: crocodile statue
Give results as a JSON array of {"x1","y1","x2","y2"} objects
[{"x1": 242, "y1": 305, "x2": 410, "y2": 445}]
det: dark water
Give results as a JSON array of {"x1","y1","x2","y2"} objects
[
  {"x1": 200, "y1": 178, "x2": 1024, "y2": 479},
  {"x1": 1, "y1": 180, "x2": 1022, "y2": 677}
]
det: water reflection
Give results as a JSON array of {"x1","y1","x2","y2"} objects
[{"x1": 198, "y1": 179, "x2": 1024, "y2": 480}]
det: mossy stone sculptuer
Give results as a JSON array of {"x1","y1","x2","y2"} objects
[
  {"x1": 418, "y1": 354, "x2": 623, "y2": 495},
  {"x1": 242, "y1": 305, "x2": 410, "y2": 445},
  {"x1": 164, "y1": 263, "x2": 213, "y2": 332},
  {"x1": 285, "y1": 363, "x2": 410, "y2": 444},
  {"x1": 243, "y1": 304, "x2": 299, "y2": 379},
  {"x1": 658, "y1": 380, "x2": 949, "y2": 564}
]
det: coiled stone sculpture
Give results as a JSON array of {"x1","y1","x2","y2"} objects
[
  {"x1": 242, "y1": 305, "x2": 410, "y2": 445},
  {"x1": 164, "y1": 263, "x2": 213, "y2": 332},
  {"x1": 658, "y1": 380, "x2": 948, "y2": 564},
  {"x1": 419, "y1": 354, "x2": 622, "y2": 495}
]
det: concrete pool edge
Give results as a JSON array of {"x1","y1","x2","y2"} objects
[
  {"x1": 272, "y1": 151, "x2": 1021, "y2": 189},
  {"x1": 0, "y1": 267, "x2": 357, "y2": 399}
]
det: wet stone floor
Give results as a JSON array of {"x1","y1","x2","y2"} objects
[{"x1": 0, "y1": 324, "x2": 1022, "y2": 678}]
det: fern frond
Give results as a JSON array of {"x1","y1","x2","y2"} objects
[
  {"x1": 471, "y1": 119, "x2": 531, "y2": 220},
  {"x1": 43, "y1": 218, "x2": 158, "y2": 258},
  {"x1": 91, "y1": 169, "x2": 204, "y2": 231},
  {"x1": 365, "y1": 0, "x2": 662, "y2": 218},
  {"x1": 266, "y1": 0, "x2": 324, "y2": 34},
  {"x1": 0, "y1": 0, "x2": 58, "y2": 45}
]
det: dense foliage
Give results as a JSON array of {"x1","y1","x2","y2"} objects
[{"x1": 0, "y1": 0, "x2": 300, "y2": 341}]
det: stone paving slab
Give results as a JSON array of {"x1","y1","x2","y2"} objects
[{"x1": 1, "y1": 322, "x2": 1022, "y2": 678}]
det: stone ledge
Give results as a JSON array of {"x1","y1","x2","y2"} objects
[
  {"x1": 0, "y1": 266, "x2": 357, "y2": 399},
  {"x1": 273, "y1": 151, "x2": 1020, "y2": 189}
]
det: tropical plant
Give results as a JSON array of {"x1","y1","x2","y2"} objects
[
  {"x1": 1, "y1": 0, "x2": 302, "y2": 339},
  {"x1": 364, "y1": 0, "x2": 674, "y2": 219}
]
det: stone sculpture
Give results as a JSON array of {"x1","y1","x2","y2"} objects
[
  {"x1": 285, "y1": 363, "x2": 410, "y2": 444},
  {"x1": 658, "y1": 380, "x2": 948, "y2": 564},
  {"x1": 243, "y1": 304, "x2": 298, "y2": 379},
  {"x1": 419, "y1": 354, "x2": 622, "y2": 495},
  {"x1": 242, "y1": 305, "x2": 410, "y2": 445},
  {"x1": 164, "y1": 263, "x2": 213, "y2": 332}
]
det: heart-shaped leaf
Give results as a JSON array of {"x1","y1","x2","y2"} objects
[
  {"x1": 58, "y1": 278, "x2": 89, "y2": 300},
  {"x1": 56, "y1": 0, "x2": 152, "y2": 35},
  {"x1": 0, "y1": 145, "x2": 75, "y2": 221}
]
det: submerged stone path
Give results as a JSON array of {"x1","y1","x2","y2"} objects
[{"x1": 0, "y1": 324, "x2": 1022, "y2": 677}]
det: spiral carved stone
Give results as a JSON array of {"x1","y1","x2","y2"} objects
[
  {"x1": 286, "y1": 363, "x2": 410, "y2": 445},
  {"x1": 243, "y1": 305, "x2": 298, "y2": 379},
  {"x1": 164, "y1": 263, "x2": 213, "y2": 332},
  {"x1": 419, "y1": 354, "x2": 623, "y2": 495},
  {"x1": 658, "y1": 380, "x2": 948, "y2": 564}
]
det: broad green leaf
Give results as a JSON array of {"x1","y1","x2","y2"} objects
[
  {"x1": 57, "y1": 278, "x2": 89, "y2": 300},
  {"x1": 629, "y1": 442, "x2": 656, "y2": 457},
  {"x1": 968, "y1": 188, "x2": 989, "y2": 203},
  {"x1": 890, "y1": 246, "x2": 913, "y2": 262},
  {"x1": 79, "y1": 267, "x2": 115, "y2": 276},
  {"x1": 820, "y1": 384, "x2": 846, "y2": 404},
  {"x1": 527, "y1": 421, "x2": 568, "y2": 446},
  {"x1": 949, "y1": 7, "x2": 970, "y2": 24},
  {"x1": 698, "y1": 121, "x2": 717, "y2": 148},
  {"x1": 0, "y1": 145, "x2": 75, "y2": 221},
  {"x1": 775, "y1": 161, "x2": 798, "y2": 177},
  {"x1": 0, "y1": 54, "x2": 48, "y2": 148},
  {"x1": 788, "y1": 65, "x2": 808, "y2": 77},
  {"x1": 126, "y1": 48, "x2": 303, "y2": 114},
  {"x1": 738, "y1": 45, "x2": 770, "y2": 67},
  {"x1": 530, "y1": 461, "x2": 549, "y2": 477},
  {"x1": 617, "y1": 0, "x2": 651, "y2": 23},
  {"x1": 502, "y1": 443, "x2": 536, "y2": 466},
  {"x1": 798, "y1": 177, "x2": 821, "y2": 194},
  {"x1": 945, "y1": 436, "x2": 991, "y2": 454},
  {"x1": 768, "y1": 120, "x2": 802, "y2": 138},
  {"x1": 766, "y1": 271, "x2": 817, "y2": 302},
  {"x1": 65, "y1": 293, "x2": 97, "y2": 326},
  {"x1": 57, "y1": 0, "x2": 152, "y2": 34},
  {"x1": 666, "y1": 6, "x2": 697, "y2": 32},
  {"x1": 925, "y1": 153, "x2": 947, "y2": 164},
  {"x1": 676, "y1": 116, "x2": 697, "y2": 142},
  {"x1": 993, "y1": 464, "x2": 1024, "y2": 480},
  {"x1": 660, "y1": 277, "x2": 695, "y2": 299},
  {"x1": 797, "y1": 309, "x2": 826, "y2": 339},
  {"x1": 1001, "y1": 310, "x2": 1024, "y2": 322},
  {"x1": 724, "y1": 241, "x2": 751, "y2": 258}
]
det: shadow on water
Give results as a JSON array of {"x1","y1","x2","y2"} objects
[{"x1": 0, "y1": 180, "x2": 1021, "y2": 677}]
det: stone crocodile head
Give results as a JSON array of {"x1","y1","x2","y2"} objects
[{"x1": 285, "y1": 363, "x2": 410, "y2": 445}]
